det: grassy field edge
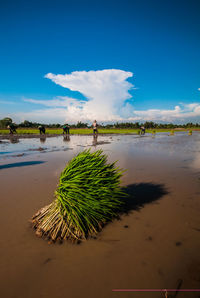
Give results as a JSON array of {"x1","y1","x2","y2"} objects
[{"x1": 0, "y1": 128, "x2": 200, "y2": 135}]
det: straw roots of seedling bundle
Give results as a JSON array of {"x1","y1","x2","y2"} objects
[{"x1": 32, "y1": 149, "x2": 125, "y2": 242}]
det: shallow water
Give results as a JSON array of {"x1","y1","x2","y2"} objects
[
  {"x1": 1, "y1": 132, "x2": 200, "y2": 170},
  {"x1": 0, "y1": 133, "x2": 200, "y2": 298}
]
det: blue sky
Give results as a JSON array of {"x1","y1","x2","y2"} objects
[{"x1": 0, "y1": 0, "x2": 200, "y2": 123}]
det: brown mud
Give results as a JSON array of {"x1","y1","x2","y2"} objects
[{"x1": 0, "y1": 134, "x2": 200, "y2": 298}]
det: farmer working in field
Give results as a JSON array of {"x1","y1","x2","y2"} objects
[
  {"x1": 63, "y1": 124, "x2": 70, "y2": 134},
  {"x1": 7, "y1": 123, "x2": 17, "y2": 134},
  {"x1": 92, "y1": 120, "x2": 98, "y2": 135},
  {"x1": 140, "y1": 126, "x2": 145, "y2": 135},
  {"x1": 38, "y1": 125, "x2": 46, "y2": 134}
]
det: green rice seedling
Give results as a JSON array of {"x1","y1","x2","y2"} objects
[
  {"x1": 170, "y1": 130, "x2": 174, "y2": 135},
  {"x1": 31, "y1": 149, "x2": 125, "y2": 242},
  {"x1": 188, "y1": 130, "x2": 192, "y2": 135}
]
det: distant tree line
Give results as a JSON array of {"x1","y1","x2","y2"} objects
[
  {"x1": 110, "y1": 121, "x2": 200, "y2": 129},
  {"x1": 0, "y1": 118, "x2": 90, "y2": 129},
  {"x1": 0, "y1": 117, "x2": 199, "y2": 129}
]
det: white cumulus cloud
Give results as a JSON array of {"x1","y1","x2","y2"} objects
[
  {"x1": 45, "y1": 69, "x2": 134, "y2": 121},
  {"x1": 129, "y1": 103, "x2": 200, "y2": 122},
  {"x1": 10, "y1": 69, "x2": 200, "y2": 124}
]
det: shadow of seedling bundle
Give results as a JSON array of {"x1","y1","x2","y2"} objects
[
  {"x1": 31, "y1": 149, "x2": 168, "y2": 243},
  {"x1": 119, "y1": 183, "x2": 168, "y2": 214}
]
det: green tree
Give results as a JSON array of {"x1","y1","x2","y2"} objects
[{"x1": 0, "y1": 117, "x2": 13, "y2": 128}]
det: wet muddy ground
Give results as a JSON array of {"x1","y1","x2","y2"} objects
[{"x1": 0, "y1": 133, "x2": 200, "y2": 298}]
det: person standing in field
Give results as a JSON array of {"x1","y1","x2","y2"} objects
[
  {"x1": 92, "y1": 120, "x2": 98, "y2": 135},
  {"x1": 140, "y1": 126, "x2": 145, "y2": 135}
]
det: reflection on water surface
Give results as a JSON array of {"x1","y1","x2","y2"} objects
[{"x1": 0, "y1": 132, "x2": 200, "y2": 171}]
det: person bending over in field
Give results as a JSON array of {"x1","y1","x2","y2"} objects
[
  {"x1": 92, "y1": 120, "x2": 98, "y2": 135},
  {"x1": 7, "y1": 123, "x2": 17, "y2": 134},
  {"x1": 63, "y1": 124, "x2": 70, "y2": 134},
  {"x1": 38, "y1": 125, "x2": 46, "y2": 134}
]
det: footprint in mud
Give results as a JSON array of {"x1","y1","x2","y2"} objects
[
  {"x1": 43, "y1": 258, "x2": 52, "y2": 265},
  {"x1": 191, "y1": 227, "x2": 200, "y2": 232},
  {"x1": 175, "y1": 241, "x2": 182, "y2": 246},
  {"x1": 146, "y1": 236, "x2": 153, "y2": 241},
  {"x1": 124, "y1": 225, "x2": 129, "y2": 228}
]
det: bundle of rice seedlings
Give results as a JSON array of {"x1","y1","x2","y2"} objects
[
  {"x1": 32, "y1": 149, "x2": 125, "y2": 242},
  {"x1": 170, "y1": 130, "x2": 174, "y2": 135}
]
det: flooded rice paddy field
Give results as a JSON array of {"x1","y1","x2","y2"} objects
[{"x1": 0, "y1": 132, "x2": 200, "y2": 298}]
